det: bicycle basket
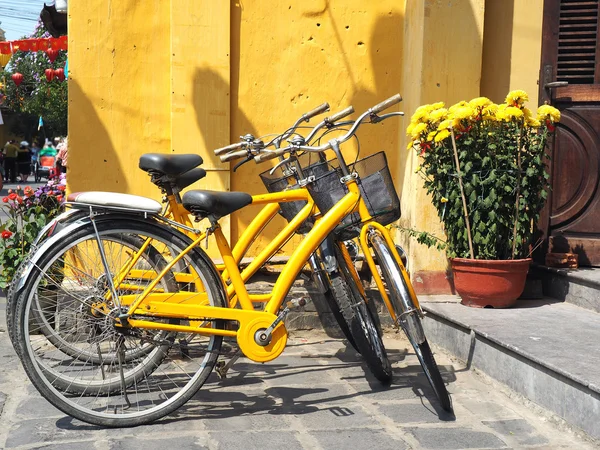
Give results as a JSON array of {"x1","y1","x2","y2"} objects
[
  {"x1": 259, "y1": 154, "x2": 330, "y2": 234},
  {"x1": 306, "y1": 151, "x2": 400, "y2": 240}
]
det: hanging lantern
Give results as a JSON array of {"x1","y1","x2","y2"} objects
[
  {"x1": 45, "y1": 69, "x2": 55, "y2": 82},
  {"x1": 58, "y1": 35, "x2": 68, "y2": 51},
  {"x1": 54, "y1": 68, "x2": 65, "y2": 81},
  {"x1": 46, "y1": 48, "x2": 59, "y2": 63},
  {"x1": 11, "y1": 73, "x2": 23, "y2": 87}
]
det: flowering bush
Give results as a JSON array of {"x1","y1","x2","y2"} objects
[
  {"x1": 407, "y1": 90, "x2": 561, "y2": 260},
  {"x1": 0, "y1": 174, "x2": 66, "y2": 287}
]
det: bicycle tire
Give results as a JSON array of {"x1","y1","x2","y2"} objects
[
  {"x1": 329, "y1": 243, "x2": 392, "y2": 384},
  {"x1": 14, "y1": 217, "x2": 227, "y2": 427},
  {"x1": 311, "y1": 249, "x2": 358, "y2": 351},
  {"x1": 369, "y1": 232, "x2": 452, "y2": 412},
  {"x1": 30, "y1": 233, "x2": 179, "y2": 366}
]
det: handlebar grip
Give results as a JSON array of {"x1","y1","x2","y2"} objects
[
  {"x1": 254, "y1": 148, "x2": 286, "y2": 163},
  {"x1": 214, "y1": 142, "x2": 244, "y2": 156},
  {"x1": 325, "y1": 106, "x2": 354, "y2": 123},
  {"x1": 302, "y1": 102, "x2": 330, "y2": 121},
  {"x1": 370, "y1": 94, "x2": 402, "y2": 114},
  {"x1": 220, "y1": 149, "x2": 248, "y2": 162}
]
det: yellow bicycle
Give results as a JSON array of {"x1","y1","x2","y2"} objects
[{"x1": 12, "y1": 95, "x2": 452, "y2": 427}]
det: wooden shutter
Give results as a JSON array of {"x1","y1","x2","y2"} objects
[{"x1": 556, "y1": 0, "x2": 600, "y2": 84}]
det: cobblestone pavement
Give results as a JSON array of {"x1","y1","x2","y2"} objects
[{"x1": 0, "y1": 305, "x2": 596, "y2": 449}]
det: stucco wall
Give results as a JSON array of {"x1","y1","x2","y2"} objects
[{"x1": 66, "y1": 0, "x2": 544, "y2": 292}]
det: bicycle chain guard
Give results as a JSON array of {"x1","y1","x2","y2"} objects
[{"x1": 237, "y1": 315, "x2": 287, "y2": 363}]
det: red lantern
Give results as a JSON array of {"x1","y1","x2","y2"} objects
[
  {"x1": 11, "y1": 72, "x2": 23, "y2": 87},
  {"x1": 46, "y1": 48, "x2": 59, "y2": 63},
  {"x1": 45, "y1": 68, "x2": 55, "y2": 82},
  {"x1": 58, "y1": 35, "x2": 68, "y2": 51},
  {"x1": 54, "y1": 68, "x2": 65, "y2": 81}
]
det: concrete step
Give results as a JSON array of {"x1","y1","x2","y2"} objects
[
  {"x1": 530, "y1": 264, "x2": 600, "y2": 313},
  {"x1": 420, "y1": 296, "x2": 600, "y2": 441}
]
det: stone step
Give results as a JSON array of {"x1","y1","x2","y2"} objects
[
  {"x1": 420, "y1": 296, "x2": 600, "y2": 441},
  {"x1": 530, "y1": 264, "x2": 600, "y2": 313}
]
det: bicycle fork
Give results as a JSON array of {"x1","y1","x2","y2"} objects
[{"x1": 361, "y1": 224, "x2": 426, "y2": 344}]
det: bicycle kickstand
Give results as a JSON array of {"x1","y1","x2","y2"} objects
[{"x1": 215, "y1": 349, "x2": 243, "y2": 379}]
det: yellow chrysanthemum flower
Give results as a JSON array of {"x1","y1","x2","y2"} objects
[
  {"x1": 482, "y1": 103, "x2": 498, "y2": 120},
  {"x1": 410, "y1": 107, "x2": 431, "y2": 125},
  {"x1": 441, "y1": 197, "x2": 448, "y2": 203},
  {"x1": 406, "y1": 123, "x2": 416, "y2": 136},
  {"x1": 505, "y1": 106, "x2": 524, "y2": 119},
  {"x1": 469, "y1": 97, "x2": 492, "y2": 109},
  {"x1": 537, "y1": 104, "x2": 561, "y2": 123},
  {"x1": 526, "y1": 117, "x2": 541, "y2": 128},
  {"x1": 430, "y1": 101, "x2": 445, "y2": 110},
  {"x1": 448, "y1": 101, "x2": 469, "y2": 113},
  {"x1": 407, "y1": 140, "x2": 415, "y2": 150},
  {"x1": 410, "y1": 122, "x2": 428, "y2": 139},
  {"x1": 495, "y1": 104, "x2": 508, "y2": 121},
  {"x1": 415, "y1": 165, "x2": 421, "y2": 173},
  {"x1": 434, "y1": 129, "x2": 451, "y2": 142},
  {"x1": 427, "y1": 131, "x2": 437, "y2": 142},
  {"x1": 437, "y1": 119, "x2": 454, "y2": 130},
  {"x1": 505, "y1": 89, "x2": 529, "y2": 107},
  {"x1": 429, "y1": 108, "x2": 448, "y2": 122},
  {"x1": 452, "y1": 106, "x2": 475, "y2": 120}
]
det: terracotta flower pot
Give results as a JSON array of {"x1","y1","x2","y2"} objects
[{"x1": 450, "y1": 258, "x2": 532, "y2": 308}]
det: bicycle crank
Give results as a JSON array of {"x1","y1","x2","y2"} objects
[{"x1": 237, "y1": 312, "x2": 288, "y2": 363}]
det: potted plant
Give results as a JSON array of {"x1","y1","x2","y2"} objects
[
  {"x1": 0, "y1": 175, "x2": 65, "y2": 289},
  {"x1": 406, "y1": 90, "x2": 560, "y2": 307}
]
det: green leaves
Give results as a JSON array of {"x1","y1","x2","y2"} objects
[
  {"x1": 414, "y1": 110, "x2": 553, "y2": 260},
  {"x1": 0, "y1": 185, "x2": 62, "y2": 288}
]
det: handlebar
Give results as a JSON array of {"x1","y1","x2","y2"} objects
[
  {"x1": 254, "y1": 93, "x2": 402, "y2": 163},
  {"x1": 254, "y1": 148, "x2": 288, "y2": 163},
  {"x1": 220, "y1": 149, "x2": 249, "y2": 162},
  {"x1": 214, "y1": 142, "x2": 244, "y2": 156},
  {"x1": 325, "y1": 106, "x2": 354, "y2": 124},
  {"x1": 369, "y1": 94, "x2": 402, "y2": 115},
  {"x1": 305, "y1": 105, "x2": 355, "y2": 143},
  {"x1": 301, "y1": 102, "x2": 330, "y2": 122}
]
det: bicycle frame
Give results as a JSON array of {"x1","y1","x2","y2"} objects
[{"x1": 111, "y1": 175, "x2": 414, "y2": 363}]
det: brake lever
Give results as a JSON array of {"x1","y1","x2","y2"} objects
[
  {"x1": 233, "y1": 156, "x2": 253, "y2": 172},
  {"x1": 269, "y1": 156, "x2": 294, "y2": 175}
]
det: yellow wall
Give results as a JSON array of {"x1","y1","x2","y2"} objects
[
  {"x1": 67, "y1": 0, "x2": 544, "y2": 289},
  {"x1": 230, "y1": 1, "x2": 404, "y2": 255},
  {"x1": 481, "y1": 0, "x2": 544, "y2": 106},
  {"x1": 399, "y1": 0, "x2": 486, "y2": 289}
]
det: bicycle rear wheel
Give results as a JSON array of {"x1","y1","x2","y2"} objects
[
  {"x1": 14, "y1": 217, "x2": 227, "y2": 427},
  {"x1": 369, "y1": 231, "x2": 452, "y2": 412},
  {"x1": 329, "y1": 243, "x2": 392, "y2": 384}
]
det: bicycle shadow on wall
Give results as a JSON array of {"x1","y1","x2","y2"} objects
[{"x1": 68, "y1": 80, "x2": 129, "y2": 193}]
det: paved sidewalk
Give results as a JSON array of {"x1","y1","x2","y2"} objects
[{"x1": 0, "y1": 300, "x2": 596, "y2": 449}]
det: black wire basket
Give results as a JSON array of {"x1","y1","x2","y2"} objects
[
  {"x1": 306, "y1": 151, "x2": 401, "y2": 240},
  {"x1": 259, "y1": 154, "x2": 330, "y2": 234}
]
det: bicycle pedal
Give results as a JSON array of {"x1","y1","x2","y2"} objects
[{"x1": 215, "y1": 360, "x2": 228, "y2": 379}]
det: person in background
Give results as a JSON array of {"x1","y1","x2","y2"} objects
[
  {"x1": 30, "y1": 141, "x2": 40, "y2": 165},
  {"x1": 56, "y1": 136, "x2": 68, "y2": 174},
  {"x1": 39, "y1": 140, "x2": 57, "y2": 158},
  {"x1": 17, "y1": 141, "x2": 32, "y2": 182},
  {"x1": 3, "y1": 139, "x2": 19, "y2": 183}
]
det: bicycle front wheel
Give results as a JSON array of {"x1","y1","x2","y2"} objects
[
  {"x1": 14, "y1": 217, "x2": 227, "y2": 427},
  {"x1": 329, "y1": 243, "x2": 392, "y2": 384},
  {"x1": 369, "y1": 232, "x2": 452, "y2": 412}
]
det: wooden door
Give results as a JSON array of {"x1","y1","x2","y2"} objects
[{"x1": 539, "y1": 0, "x2": 600, "y2": 266}]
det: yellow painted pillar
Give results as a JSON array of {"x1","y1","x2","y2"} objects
[
  {"x1": 170, "y1": 1, "x2": 231, "y2": 247},
  {"x1": 400, "y1": 0, "x2": 486, "y2": 293}
]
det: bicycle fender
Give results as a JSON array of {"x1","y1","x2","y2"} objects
[{"x1": 14, "y1": 217, "x2": 95, "y2": 296}]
